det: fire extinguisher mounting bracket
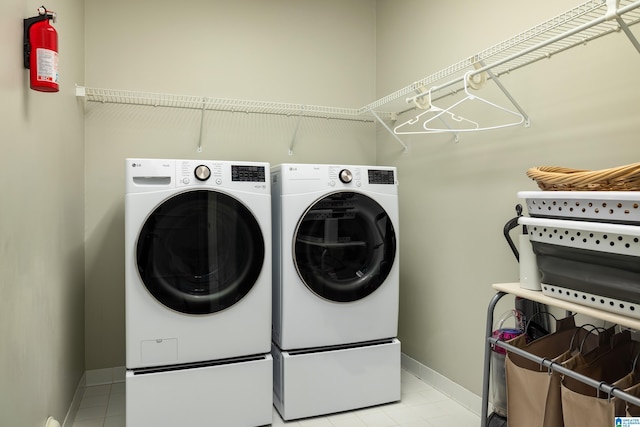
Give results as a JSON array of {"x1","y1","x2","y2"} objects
[{"x1": 23, "y1": 7, "x2": 56, "y2": 69}]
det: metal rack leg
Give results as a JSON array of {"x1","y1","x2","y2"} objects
[{"x1": 481, "y1": 291, "x2": 507, "y2": 427}]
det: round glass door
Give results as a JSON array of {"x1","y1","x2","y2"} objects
[
  {"x1": 136, "y1": 190, "x2": 264, "y2": 315},
  {"x1": 293, "y1": 191, "x2": 396, "y2": 302}
]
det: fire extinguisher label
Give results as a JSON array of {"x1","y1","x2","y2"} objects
[{"x1": 36, "y1": 48, "x2": 59, "y2": 83}]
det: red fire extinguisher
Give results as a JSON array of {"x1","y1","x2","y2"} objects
[{"x1": 24, "y1": 6, "x2": 59, "y2": 92}]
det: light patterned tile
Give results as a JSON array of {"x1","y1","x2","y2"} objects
[
  {"x1": 415, "y1": 400, "x2": 474, "y2": 420},
  {"x1": 110, "y1": 382, "x2": 125, "y2": 395},
  {"x1": 401, "y1": 372, "x2": 432, "y2": 394},
  {"x1": 409, "y1": 402, "x2": 456, "y2": 420},
  {"x1": 426, "y1": 409, "x2": 479, "y2": 427},
  {"x1": 400, "y1": 391, "x2": 439, "y2": 407},
  {"x1": 71, "y1": 418, "x2": 104, "y2": 427},
  {"x1": 393, "y1": 420, "x2": 433, "y2": 427},
  {"x1": 82, "y1": 384, "x2": 111, "y2": 397},
  {"x1": 298, "y1": 416, "x2": 334, "y2": 426},
  {"x1": 106, "y1": 393, "x2": 125, "y2": 416},
  {"x1": 74, "y1": 405, "x2": 107, "y2": 422},
  {"x1": 326, "y1": 411, "x2": 368, "y2": 426},
  {"x1": 351, "y1": 406, "x2": 386, "y2": 417},
  {"x1": 382, "y1": 405, "x2": 427, "y2": 425},
  {"x1": 417, "y1": 388, "x2": 450, "y2": 404},
  {"x1": 354, "y1": 408, "x2": 399, "y2": 426},
  {"x1": 79, "y1": 393, "x2": 110, "y2": 408}
]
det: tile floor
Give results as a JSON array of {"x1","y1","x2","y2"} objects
[
  {"x1": 72, "y1": 381, "x2": 125, "y2": 427},
  {"x1": 71, "y1": 370, "x2": 480, "y2": 427}
]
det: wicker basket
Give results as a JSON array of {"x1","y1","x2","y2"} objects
[{"x1": 526, "y1": 163, "x2": 640, "y2": 191}]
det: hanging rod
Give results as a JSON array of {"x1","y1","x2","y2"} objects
[{"x1": 489, "y1": 336, "x2": 640, "y2": 408}]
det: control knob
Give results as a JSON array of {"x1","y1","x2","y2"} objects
[
  {"x1": 338, "y1": 169, "x2": 353, "y2": 184},
  {"x1": 194, "y1": 165, "x2": 211, "y2": 181}
]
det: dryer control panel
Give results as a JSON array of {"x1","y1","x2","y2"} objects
[
  {"x1": 328, "y1": 166, "x2": 362, "y2": 187},
  {"x1": 368, "y1": 169, "x2": 395, "y2": 185},
  {"x1": 273, "y1": 164, "x2": 397, "y2": 196}
]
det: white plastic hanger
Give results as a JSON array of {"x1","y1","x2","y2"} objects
[
  {"x1": 393, "y1": 70, "x2": 525, "y2": 135},
  {"x1": 393, "y1": 85, "x2": 477, "y2": 135}
]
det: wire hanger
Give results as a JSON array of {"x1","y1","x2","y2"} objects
[{"x1": 393, "y1": 70, "x2": 525, "y2": 135}]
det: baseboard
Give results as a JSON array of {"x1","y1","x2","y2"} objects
[
  {"x1": 62, "y1": 366, "x2": 126, "y2": 427},
  {"x1": 401, "y1": 353, "x2": 481, "y2": 416},
  {"x1": 85, "y1": 366, "x2": 126, "y2": 386},
  {"x1": 62, "y1": 373, "x2": 85, "y2": 427}
]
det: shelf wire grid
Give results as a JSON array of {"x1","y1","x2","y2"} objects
[
  {"x1": 361, "y1": 0, "x2": 640, "y2": 114},
  {"x1": 79, "y1": 1, "x2": 640, "y2": 121},
  {"x1": 81, "y1": 87, "x2": 395, "y2": 122}
]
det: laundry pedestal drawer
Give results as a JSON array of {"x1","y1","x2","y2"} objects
[
  {"x1": 272, "y1": 338, "x2": 401, "y2": 421},
  {"x1": 126, "y1": 355, "x2": 272, "y2": 427}
]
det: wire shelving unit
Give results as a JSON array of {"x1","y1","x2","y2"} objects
[{"x1": 76, "y1": 0, "x2": 640, "y2": 151}]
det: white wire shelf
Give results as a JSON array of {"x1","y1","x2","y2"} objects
[
  {"x1": 75, "y1": 86, "x2": 395, "y2": 122},
  {"x1": 362, "y1": 0, "x2": 640, "y2": 114},
  {"x1": 76, "y1": 0, "x2": 640, "y2": 144}
]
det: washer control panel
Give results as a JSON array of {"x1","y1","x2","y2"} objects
[
  {"x1": 231, "y1": 165, "x2": 266, "y2": 182},
  {"x1": 328, "y1": 166, "x2": 362, "y2": 188},
  {"x1": 127, "y1": 158, "x2": 269, "y2": 194}
]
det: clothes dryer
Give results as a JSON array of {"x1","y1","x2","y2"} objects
[{"x1": 271, "y1": 163, "x2": 399, "y2": 350}]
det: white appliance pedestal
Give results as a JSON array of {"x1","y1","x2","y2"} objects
[
  {"x1": 272, "y1": 338, "x2": 401, "y2": 421},
  {"x1": 126, "y1": 354, "x2": 272, "y2": 427}
]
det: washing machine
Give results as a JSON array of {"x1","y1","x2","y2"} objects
[
  {"x1": 125, "y1": 158, "x2": 272, "y2": 427},
  {"x1": 271, "y1": 163, "x2": 401, "y2": 420}
]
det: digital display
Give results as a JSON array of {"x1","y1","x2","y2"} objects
[
  {"x1": 368, "y1": 169, "x2": 395, "y2": 185},
  {"x1": 231, "y1": 165, "x2": 266, "y2": 182}
]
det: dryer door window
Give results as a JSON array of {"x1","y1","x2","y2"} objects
[
  {"x1": 293, "y1": 191, "x2": 396, "y2": 302},
  {"x1": 136, "y1": 190, "x2": 264, "y2": 315}
]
